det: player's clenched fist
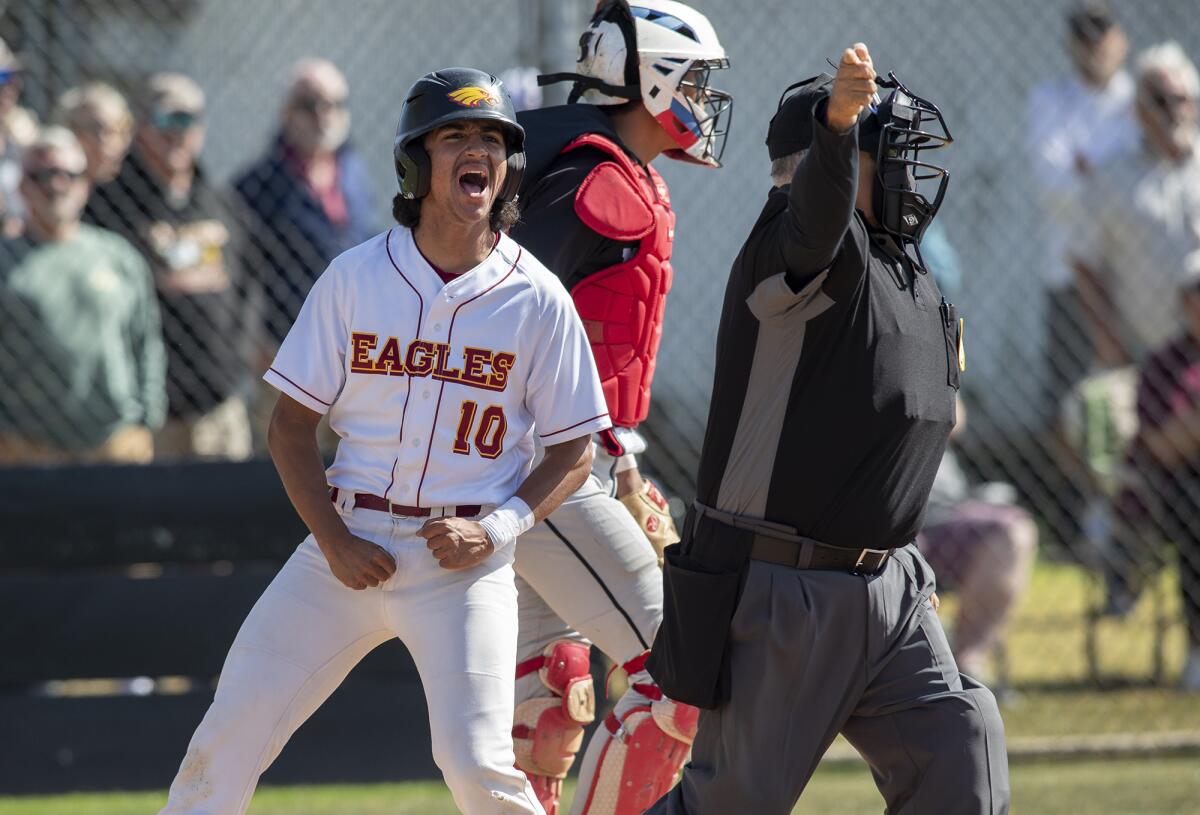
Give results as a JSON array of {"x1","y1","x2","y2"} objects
[
  {"x1": 321, "y1": 533, "x2": 397, "y2": 590},
  {"x1": 419, "y1": 516, "x2": 496, "y2": 570},
  {"x1": 826, "y1": 42, "x2": 876, "y2": 133}
]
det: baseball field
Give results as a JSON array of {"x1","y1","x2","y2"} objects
[
  {"x1": 3, "y1": 558, "x2": 1198, "y2": 814},
  {"x1": 1, "y1": 756, "x2": 1198, "y2": 815}
]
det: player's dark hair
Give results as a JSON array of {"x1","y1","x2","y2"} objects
[
  {"x1": 392, "y1": 193, "x2": 421, "y2": 228},
  {"x1": 391, "y1": 194, "x2": 521, "y2": 233},
  {"x1": 493, "y1": 199, "x2": 520, "y2": 231}
]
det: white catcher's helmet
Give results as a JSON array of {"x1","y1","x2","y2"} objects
[{"x1": 539, "y1": 0, "x2": 732, "y2": 167}]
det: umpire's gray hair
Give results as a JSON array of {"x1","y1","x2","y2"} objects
[
  {"x1": 1135, "y1": 41, "x2": 1200, "y2": 98},
  {"x1": 770, "y1": 150, "x2": 806, "y2": 187}
]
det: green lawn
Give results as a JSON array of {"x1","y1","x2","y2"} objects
[
  {"x1": 6, "y1": 560, "x2": 1197, "y2": 814},
  {"x1": 932, "y1": 558, "x2": 1200, "y2": 741},
  {"x1": 995, "y1": 559, "x2": 1190, "y2": 687},
  {"x1": 3, "y1": 756, "x2": 1198, "y2": 814}
]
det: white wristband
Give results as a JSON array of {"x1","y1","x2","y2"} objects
[
  {"x1": 479, "y1": 496, "x2": 535, "y2": 554},
  {"x1": 613, "y1": 453, "x2": 639, "y2": 474}
]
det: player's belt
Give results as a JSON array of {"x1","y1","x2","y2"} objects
[
  {"x1": 692, "y1": 502, "x2": 892, "y2": 576},
  {"x1": 329, "y1": 488, "x2": 480, "y2": 518}
]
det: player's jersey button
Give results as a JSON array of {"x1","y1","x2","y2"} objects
[
  {"x1": 423, "y1": 390, "x2": 431, "y2": 399},
  {"x1": 434, "y1": 323, "x2": 443, "y2": 332},
  {"x1": 411, "y1": 437, "x2": 421, "y2": 447}
]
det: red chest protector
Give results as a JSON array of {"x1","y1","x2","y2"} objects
[{"x1": 564, "y1": 133, "x2": 675, "y2": 428}]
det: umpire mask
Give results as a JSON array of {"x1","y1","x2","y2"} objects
[{"x1": 858, "y1": 72, "x2": 953, "y2": 263}]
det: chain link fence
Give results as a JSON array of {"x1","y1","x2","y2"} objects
[{"x1": 2, "y1": 0, "x2": 1200, "y2": 758}]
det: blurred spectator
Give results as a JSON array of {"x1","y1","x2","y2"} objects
[
  {"x1": 499, "y1": 66, "x2": 543, "y2": 112},
  {"x1": 1027, "y1": 3, "x2": 1136, "y2": 402},
  {"x1": 54, "y1": 81, "x2": 134, "y2": 186},
  {"x1": 0, "y1": 37, "x2": 39, "y2": 237},
  {"x1": 0, "y1": 127, "x2": 165, "y2": 465},
  {"x1": 1071, "y1": 41, "x2": 1200, "y2": 368},
  {"x1": 1058, "y1": 362, "x2": 1140, "y2": 563},
  {"x1": 233, "y1": 58, "x2": 375, "y2": 348},
  {"x1": 1063, "y1": 42, "x2": 1200, "y2": 576},
  {"x1": 88, "y1": 73, "x2": 253, "y2": 460},
  {"x1": 919, "y1": 397, "x2": 1039, "y2": 680},
  {"x1": 1113, "y1": 256, "x2": 1200, "y2": 690},
  {"x1": 917, "y1": 223, "x2": 1039, "y2": 681}
]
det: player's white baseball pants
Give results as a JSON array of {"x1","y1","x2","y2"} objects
[
  {"x1": 514, "y1": 450, "x2": 667, "y2": 815},
  {"x1": 160, "y1": 502, "x2": 544, "y2": 815}
]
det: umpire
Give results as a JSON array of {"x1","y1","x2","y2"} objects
[{"x1": 646, "y1": 43, "x2": 1011, "y2": 814}]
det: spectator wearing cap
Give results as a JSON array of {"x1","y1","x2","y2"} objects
[
  {"x1": 1112, "y1": 254, "x2": 1200, "y2": 691},
  {"x1": 1072, "y1": 42, "x2": 1200, "y2": 368},
  {"x1": 233, "y1": 58, "x2": 375, "y2": 348},
  {"x1": 1027, "y1": 3, "x2": 1137, "y2": 407},
  {"x1": 0, "y1": 127, "x2": 165, "y2": 465},
  {"x1": 0, "y1": 36, "x2": 39, "y2": 237},
  {"x1": 54, "y1": 81, "x2": 134, "y2": 186},
  {"x1": 88, "y1": 73, "x2": 253, "y2": 460}
]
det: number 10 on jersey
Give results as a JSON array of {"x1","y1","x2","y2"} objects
[{"x1": 452, "y1": 401, "x2": 507, "y2": 458}]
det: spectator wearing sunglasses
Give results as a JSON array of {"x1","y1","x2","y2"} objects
[
  {"x1": 233, "y1": 58, "x2": 375, "y2": 351},
  {"x1": 0, "y1": 127, "x2": 165, "y2": 465},
  {"x1": 88, "y1": 73, "x2": 254, "y2": 461},
  {"x1": 1071, "y1": 42, "x2": 1200, "y2": 369},
  {"x1": 0, "y1": 37, "x2": 40, "y2": 238},
  {"x1": 1066, "y1": 43, "x2": 1200, "y2": 621}
]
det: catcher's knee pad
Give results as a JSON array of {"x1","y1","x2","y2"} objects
[
  {"x1": 575, "y1": 694, "x2": 699, "y2": 815},
  {"x1": 513, "y1": 640, "x2": 595, "y2": 815}
]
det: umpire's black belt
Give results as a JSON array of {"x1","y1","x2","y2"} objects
[{"x1": 692, "y1": 502, "x2": 892, "y2": 575}]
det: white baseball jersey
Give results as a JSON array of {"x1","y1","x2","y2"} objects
[{"x1": 264, "y1": 226, "x2": 611, "y2": 507}]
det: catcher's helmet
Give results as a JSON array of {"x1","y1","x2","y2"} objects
[
  {"x1": 539, "y1": 0, "x2": 732, "y2": 168},
  {"x1": 393, "y1": 67, "x2": 526, "y2": 202}
]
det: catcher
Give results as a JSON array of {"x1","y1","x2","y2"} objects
[{"x1": 504, "y1": 2, "x2": 732, "y2": 813}]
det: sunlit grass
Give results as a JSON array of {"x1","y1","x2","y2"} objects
[{"x1": 3, "y1": 757, "x2": 1199, "y2": 815}]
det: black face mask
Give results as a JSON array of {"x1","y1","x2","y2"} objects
[{"x1": 859, "y1": 74, "x2": 954, "y2": 268}]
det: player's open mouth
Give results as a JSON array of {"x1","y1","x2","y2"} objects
[{"x1": 457, "y1": 168, "x2": 489, "y2": 200}]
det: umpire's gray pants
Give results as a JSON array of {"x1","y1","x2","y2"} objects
[{"x1": 648, "y1": 544, "x2": 1010, "y2": 815}]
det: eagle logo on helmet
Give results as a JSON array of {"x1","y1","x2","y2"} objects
[{"x1": 448, "y1": 86, "x2": 499, "y2": 108}]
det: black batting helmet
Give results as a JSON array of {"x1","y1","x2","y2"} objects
[{"x1": 393, "y1": 67, "x2": 526, "y2": 203}]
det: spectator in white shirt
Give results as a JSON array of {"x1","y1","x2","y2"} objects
[
  {"x1": 1027, "y1": 3, "x2": 1137, "y2": 400},
  {"x1": 1071, "y1": 42, "x2": 1200, "y2": 368}
]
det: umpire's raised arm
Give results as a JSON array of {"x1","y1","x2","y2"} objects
[{"x1": 777, "y1": 44, "x2": 876, "y2": 279}]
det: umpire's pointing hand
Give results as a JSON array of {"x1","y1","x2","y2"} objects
[
  {"x1": 419, "y1": 516, "x2": 496, "y2": 570},
  {"x1": 827, "y1": 42, "x2": 877, "y2": 133}
]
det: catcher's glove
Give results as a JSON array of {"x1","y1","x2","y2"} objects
[{"x1": 619, "y1": 479, "x2": 679, "y2": 568}]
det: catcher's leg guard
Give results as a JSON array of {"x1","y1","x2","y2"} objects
[
  {"x1": 513, "y1": 639, "x2": 595, "y2": 815},
  {"x1": 573, "y1": 653, "x2": 699, "y2": 815}
]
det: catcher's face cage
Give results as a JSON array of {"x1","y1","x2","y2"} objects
[
  {"x1": 872, "y1": 72, "x2": 953, "y2": 255},
  {"x1": 668, "y1": 57, "x2": 733, "y2": 167}
]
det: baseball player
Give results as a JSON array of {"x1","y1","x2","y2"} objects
[
  {"x1": 158, "y1": 68, "x2": 611, "y2": 815},
  {"x1": 503, "y1": 3, "x2": 732, "y2": 813}
]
